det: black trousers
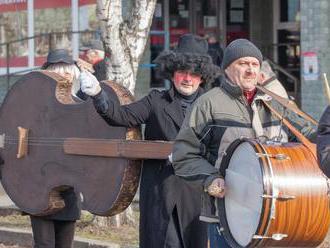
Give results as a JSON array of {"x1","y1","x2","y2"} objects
[
  {"x1": 164, "y1": 207, "x2": 184, "y2": 248},
  {"x1": 30, "y1": 215, "x2": 76, "y2": 248}
]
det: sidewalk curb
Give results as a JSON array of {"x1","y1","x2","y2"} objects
[
  {"x1": 0, "y1": 206, "x2": 21, "y2": 216},
  {"x1": 0, "y1": 227, "x2": 128, "y2": 248}
]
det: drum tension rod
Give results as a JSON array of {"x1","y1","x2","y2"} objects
[
  {"x1": 262, "y1": 194, "x2": 295, "y2": 200},
  {"x1": 253, "y1": 233, "x2": 288, "y2": 240},
  {"x1": 256, "y1": 153, "x2": 289, "y2": 160}
]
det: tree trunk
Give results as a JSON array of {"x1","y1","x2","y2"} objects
[{"x1": 96, "y1": 0, "x2": 156, "y2": 94}]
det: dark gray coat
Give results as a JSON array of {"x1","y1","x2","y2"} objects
[
  {"x1": 317, "y1": 106, "x2": 330, "y2": 177},
  {"x1": 92, "y1": 86, "x2": 207, "y2": 248}
]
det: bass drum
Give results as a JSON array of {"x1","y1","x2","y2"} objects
[{"x1": 218, "y1": 139, "x2": 330, "y2": 247}]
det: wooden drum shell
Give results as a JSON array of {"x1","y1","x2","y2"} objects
[
  {"x1": 254, "y1": 141, "x2": 330, "y2": 247},
  {"x1": 219, "y1": 140, "x2": 330, "y2": 247}
]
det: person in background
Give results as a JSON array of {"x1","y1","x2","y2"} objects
[
  {"x1": 259, "y1": 60, "x2": 318, "y2": 142},
  {"x1": 80, "y1": 40, "x2": 105, "y2": 66},
  {"x1": 79, "y1": 34, "x2": 221, "y2": 248},
  {"x1": 205, "y1": 33, "x2": 224, "y2": 67},
  {"x1": 32, "y1": 49, "x2": 83, "y2": 248},
  {"x1": 259, "y1": 60, "x2": 288, "y2": 99},
  {"x1": 80, "y1": 40, "x2": 107, "y2": 81}
]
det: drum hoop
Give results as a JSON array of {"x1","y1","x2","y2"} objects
[
  {"x1": 218, "y1": 138, "x2": 245, "y2": 247},
  {"x1": 252, "y1": 141, "x2": 275, "y2": 246},
  {"x1": 218, "y1": 138, "x2": 275, "y2": 247}
]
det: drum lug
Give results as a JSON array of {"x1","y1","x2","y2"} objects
[
  {"x1": 253, "y1": 233, "x2": 288, "y2": 240},
  {"x1": 262, "y1": 194, "x2": 295, "y2": 200},
  {"x1": 256, "y1": 153, "x2": 289, "y2": 160}
]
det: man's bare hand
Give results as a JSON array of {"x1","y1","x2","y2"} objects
[{"x1": 207, "y1": 178, "x2": 226, "y2": 198}]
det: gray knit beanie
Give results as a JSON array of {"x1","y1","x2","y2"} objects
[{"x1": 221, "y1": 39, "x2": 263, "y2": 70}]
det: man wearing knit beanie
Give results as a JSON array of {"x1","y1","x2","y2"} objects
[
  {"x1": 222, "y1": 39, "x2": 263, "y2": 100},
  {"x1": 221, "y1": 38, "x2": 263, "y2": 70},
  {"x1": 172, "y1": 39, "x2": 289, "y2": 248}
]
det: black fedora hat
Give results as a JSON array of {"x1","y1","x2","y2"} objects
[
  {"x1": 42, "y1": 49, "x2": 74, "y2": 69},
  {"x1": 174, "y1": 33, "x2": 209, "y2": 54}
]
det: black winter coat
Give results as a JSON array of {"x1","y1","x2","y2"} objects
[
  {"x1": 92, "y1": 86, "x2": 207, "y2": 248},
  {"x1": 45, "y1": 189, "x2": 80, "y2": 221},
  {"x1": 317, "y1": 106, "x2": 330, "y2": 177}
]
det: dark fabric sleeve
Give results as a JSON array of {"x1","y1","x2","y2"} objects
[
  {"x1": 92, "y1": 89, "x2": 153, "y2": 127},
  {"x1": 317, "y1": 106, "x2": 330, "y2": 177},
  {"x1": 76, "y1": 89, "x2": 89, "y2": 101},
  {"x1": 172, "y1": 98, "x2": 220, "y2": 188}
]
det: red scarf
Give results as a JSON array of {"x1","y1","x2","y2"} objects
[{"x1": 243, "y1": 89, "x2": 257, "y2": 105}]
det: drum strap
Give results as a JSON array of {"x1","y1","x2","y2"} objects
[
  {"x1": 261, "y1": 99, "x2": 317, "y2": 158},
  {"x1": 256, "y1": 85, "x2": 318, "y2": 125}
]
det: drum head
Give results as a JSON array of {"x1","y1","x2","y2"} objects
[{"x1": 224, "y1": 141, "x2": 264, "y2": 246}]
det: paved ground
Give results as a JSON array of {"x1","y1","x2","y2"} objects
[
  {"x1": 0, "y1": 183, "x2": 19, "y2": 216},
  {"x1": 0, "y1": 184, "x2": 125, "y2": 248},
  {"x1": 0, "y1": 245, "x2": 28, "y2": 248}
]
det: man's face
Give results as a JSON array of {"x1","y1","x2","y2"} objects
[
  {"x1": 173, "y1": 70, "x2": 202, "y2": 96},
  {"x1": 225, "y1": 57, "x2": 260, "y2": 91},
  {"x1": 84, "y1": 49, "x2": 105, "y2": 65}
]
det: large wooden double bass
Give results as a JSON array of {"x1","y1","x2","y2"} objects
[{"x1": 0, "y1": 71, "x2": 172, "y2": 216}]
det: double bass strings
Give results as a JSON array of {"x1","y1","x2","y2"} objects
[{"x1": 3, "y1": 136, "x2": 131, "y2": 146}]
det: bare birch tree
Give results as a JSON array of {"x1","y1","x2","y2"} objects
[
  {"x1": 92, "y1": 0, "x2": 157, "y2": 227},
  {"x1": 96, "y1": 0, "x2": 157, "y2": 94}
]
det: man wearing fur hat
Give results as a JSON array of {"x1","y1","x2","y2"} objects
[
  {"x1": 79, "y1": 34, "x2": 221, "y2": 248},
  {"x1": 172, "y1": 39, "x2": 288, "y2": 247}
]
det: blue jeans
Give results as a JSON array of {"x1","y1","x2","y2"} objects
[{"x1": 208, "y1": 223, "x2": 231, "y2": 248}]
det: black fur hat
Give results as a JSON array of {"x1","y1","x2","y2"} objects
[{"x1": 153, "y1": 34, "x2": 222, "y2": 84}]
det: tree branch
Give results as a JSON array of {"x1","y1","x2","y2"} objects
[{"x1": 126, "y1": 0, "x2": 156, "y2": 64}]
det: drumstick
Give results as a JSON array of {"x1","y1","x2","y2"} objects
[{"x1": 322, "y1": 73, "x2": 330, "y2": 105}]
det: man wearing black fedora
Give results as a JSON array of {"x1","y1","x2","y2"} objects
[{"x1": 79, "y1": 34, "x2": 221, "y2": 248}]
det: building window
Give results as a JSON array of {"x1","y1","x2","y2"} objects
[
  {"x1": 34, "y1": 7, "x2": 72, "y2": 57},
  {"x1": 0, "y1": 10, "x2": 27, "y2": 59},
  {"x1": 280, "y1": 0, "x2": 300, "y2": 23}
]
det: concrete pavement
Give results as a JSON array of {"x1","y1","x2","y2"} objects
[{"x1": 0, "y1": 183, "x2": 137, "y2": 248}]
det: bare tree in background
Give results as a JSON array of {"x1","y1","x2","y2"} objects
[
  {"x1": 92, "y1": 0, "x2": 157, "y2": 227},
  {"x1": 96, "y1": 0, "x2": 157, "y2": 94}
]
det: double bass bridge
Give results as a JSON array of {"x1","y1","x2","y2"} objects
[
  {"x1": 0, "y1": 134, "x2": 5, "y2": 148},
  {"x1": 17, "y1": 126, "x2": 29, "y2": 159}
]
